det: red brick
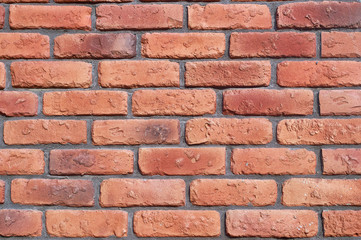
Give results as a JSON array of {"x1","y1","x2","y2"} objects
[
  {"x1": 185, "y1": 61, "x2": 271, "y2": 87},
  {"x1": 9, "y1": 5, "x2": 91, "y2": 30},
  {"x1": 189, "y1": 4, "x2": 271, "y2": 30},
  {"x1": 93, "y1": 119, "x2": 180, "y2": 145},
  {"x1": 323, "y1": 149, "x2": 361, "y2": 175},
  {"x1": 322, "y1": 32, "x2": 361, "y2": 58},
  {"x1": 132, "y1": 89, "x2": 216, "y2": 116},
  {"x1": 277, "y1": 61, "x2": 361, "y2": 87},
  {"x1": 11, "y1": 179, "x2": 94, "y2": 206},
  {"x1": 97, "y1": 5, "x2": 182, "y2": 30},
  {"x1": 323, "y1": 210, "x2": 361, "y2": 237},
  {"x1": 226, "y1": 210, "x2": 318, "y2": 238},
  {"x1": 278, "y1": 2, "x2": 361, "y2": 29},
  {"x1": 190, "y1": 179, "x2": 277, "y2": 206},
  {"x1": 0, "y1": 149, "x2": 44, "y2": 175},
  {"x1": 230, "y1": 32, "x2": 316, "y2": 58},
  {"x1": 0, "y1": 91, "x2": 38, "y2": 116},
  {"x1": 232, "y1": 148, "x2": 316, "y2": 175},
  {"x1": 44, "y1": 91, "x2": 127, "y2": 116},
  {"x1": 55, "y1": 0, "x2": 129, "y2": 2},
  {"x1": 0, "y1": 181, "x2": 4, "y2": 204},
  {"x1": 50, "y1": 149, "x2": 133, "y2": 175},
  {"x1": 232, "y1": 0, "x2": 290, "y2": 1},
  {"x1": 1, "y1": 0, "x2": 47, "y2": 2},
  {"x1": 46, "y1": 210, "x2": 127, "y2": 238},
  {"x1": 100, "y1": 179, "x2": 185, "y2": 207},
  {"x1": 0, "y1": 63, "x2": 4, "y2": 89},
  {"x1": 0, "y1": 6, "x2": 4, "y2": 29},
  {"x1": 54, "y1": 33, "x2": 136, "y2": 59},
  {"x1": 138, "y1": 147, "x2": 225, "y2": 175},
  {"x1": 4, "y1": 120, "x2": 87, "y2": 145},
  {"x1": 11, "y1": 61, "x2": 92, "y2": 88},
  {"x1": 0, "y1": 210, "x2": 42, "y2": 237},
  {"x1": 0, "y1": 33, "x2": 49, "y2": 59},
  {"x1": 186, "y1": 118, "x2": 272, "y2": 145},
  {"x1": 140, "y1": 0, "x2": 218, "y2": 2},
  {"x1": 223, "y1": 89, "x2": 313, "y2": 116},
  {"x1": 99, "y1": 60, "x2": 179, "y2": 88},
  {"x1": 277, "y1": 119, "x2": 361, "y2": 145},
  {"x1": 134, "y1": 210, "x2": 220, "y2": 237},
  {"x1": 141, "y1": 33, "x2": 225, "y2": 59},
  {"x1": 320, "y1": 90, "x2": 361, "y2": 116},
  {"x1": 283, "y1": 178, "x2": 361, "y2": 206}
]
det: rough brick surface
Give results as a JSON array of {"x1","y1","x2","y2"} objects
[
  {"x1": 0, "y1": 63, "x2": 5, "y2": 89},
  {"x1": 0, "y1": 91, "x2": 38, "y2": 116},
  {"x1": 0, "y1": 210, "x2": 42, "y2": 237},
  {"x1": 0, "y1": 6, "x2": 4, "y2": 29},
  {"x1": 0, "y1": 181, "x2": 4, "y2": 204},
  {"x1": 323, "y1": 211, "x2": 361, "y2": 237},
  {"x1": 322, "y1": 32, "x2": 361, "y2": 58},
  {"x1": 320, "y1": 90, "x2": 361, "y2": 116},
  {"x1": 323, "y1": 149, "x2": 361, "y2": 175},
  {"x1": 0, "y1": 149, "x2": 44, "y2": 175}
]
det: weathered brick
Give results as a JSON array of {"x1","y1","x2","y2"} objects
[
  {"x1": 92, "y1": 119, "x2": 180, "y2": 145},
  {"x1": 322, "y1": 32, "x2": 361, "y2": 58},
  {"x1": 140, "y1": 0, "x2": 218, "y2": 2},
  {"x1": 134, "y1": 210, "x2": 220, "y2": 237},
  {"x1": 185, "y1": 61, "x2": 271, "y2": 87},
  {"x1": 226, "y1": 210, "x2": 318, "y2": 238},
  {"x1": 100, "y1": 179, "x2": 185, "y2": 207},
  {"x1": 0, "y1": 181, "x2": 4, "y2": 204},
  {"x1": 190, "y1": 179, "x2": 277, "y2": 206},
  {"x1": 46, "y1": 210, "x2": 127, "y2": 238},
  {"x1": 55, "y1": 0, "x2": 129, "y2": 3},
  {"x1": 141, "y1": 33, "x2": 225, "y2": 59},
  {"x1": 223, "y1": 89, "x2": 313, "y2": 116},
  {"x1": 283, "y1": 178, "x2": 361, "y2": 206},
  {"x1": 43, "y1": 91, "x2": 127, "y2": 116},
  {"x1": 0, "y1": 6, "x2": 4, "y2": 29},
  {"x1": 0, "y1": 210, "x2": 42, "y2": 237},
  {"x1": 99, "y1": 60, "x2": 179, "y2": 88},
  {"x1": 277, "y1": 119, "x2": 361, "y2": 145},
  {"x1": 132, "y1": 89, "x2": 216, "y2": 116},
  {"x1": 323, "y1": 149, "x2": 361, "y2": 175},
  {"x1": 1, "y1": 0, "x2": 48, "y2": 2},
  {"x1": 139, "y1": 147, "x2": 225, "y2": 175},
  {"x1": 277, "y1": 61, "x2": 361, "y2": 87},
  {"x1": 50, "y1": 149, "x2": 133, "y2": 175},
  {"x1": 323, "y1": 210, "x2": 361, "y2": 237},
  {"x1": 0, "y1": 149, "x2": 44, "y2": 175},
  {"x1": 320, "y1": 90, "x2": 361, "y2": 116},
  {"x1": 11, "y1": 61, "x2": 92, "y2": 88},
  {"x1": 232, "y1": 0, "x2": 289, "y2": 1},
  {"x1": 277, "y1": 2, "x2": 361, "y2": 29},
  {"x1": 188, "y1": 4, "x2": 271, "y2": 30},
  {"x1": 97, "y1": 5, "x2": 182, "y2": 30},
  {"x1": 0, "y1": 63, "x2": 5, "y2": 89},
  {"x1": 4, "y1": 120, "x2": 87, "y2": 145},
  {"x1": 230, "y1": 32, "x2": 316, "y2": 58},
  {"x1": 186, "y1": 118, "x2": 272, "y2": 145},
  {"x1": 0, "y1": 91, "x2": 38, "y2": 116},
  {"x1": 11, "y1": 179, "x2": 94, "y2": 206},
  {"x1": 0, "y1": 33, "x2": 49, "y2": 59},
  {"x1": 9, "y1": 5, "x2": 91, "y2": 30},
  {"x1": 232, "y1": 148, "x2": 316, "y2": 175},
  {"x1": 54, "y1": 33, "x2": 136, "y2": 59}
]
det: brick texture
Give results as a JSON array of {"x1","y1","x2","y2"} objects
[
  {"x1": 0, "y1": 91, "x2": 38, "y2": 116},
  {"x1": 322, "y1": 149, "x2": 361, "y2": 175},
  {"x1": 0, "y1": 149, "x2": 44, "y2": 175},
  {"x1": 320, "y1": 90, "x2": 361, "y2": 116},
  {"x1": 323, "y1": 211, "x2": 361, "y2": 237},
  {"x1": 322, "y1": 32, "x2": 361, "y2": 58},
  {"x1": 0, "y1": 210, "x2": 42, "y2": 237}
]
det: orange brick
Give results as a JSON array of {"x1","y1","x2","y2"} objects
[
  {"x1": 230, "y1": 32, "x2": 316, "y2": 58},
  {"x1": 226, "y1": 210, "x2": 318, "y2": 238},
  {"x1": 189, "y1": 4, "x2": 271, "y2": 30},
  {"x1": 283, "y1": 178, "x2": 361, "y2": 206},
  {"x1": 277, "y1": 119, "x2": 361, "y2": 145},
  {"x1": 322, "y1": 32, "x2": 361, "y2": 58},
  {"x1": 0, "y1": 149, "x2": 44, "y2": 175},
  {"x1": 4, "y1": 120, "x2": 87, "y2": 145},
  {"x1": 55, "y1": 0, "x2": 129, "y2": 3},
  {"x1": 186, "y1": 118, "x2": 272, "y2": 145},
  {"x1": 0, "y1": 6, "x2": 4, "y2": 28},
  {"x1": 11, "y1": 179, "x2": 94, "y2": 206},
  {"x1": 0, "y1": 91, "x2": 38, "y2": 116},
  {"x1": 46, "y1": 210, "x2": 127, "y2": 238},
  {"x1": 141, "y1": 33, "x2": 225, "y2": 59},
  {"x1": 0, "y1": 181, "x2": 4, "y2": 203},
  {"x1": 323, "y1": 210, "x2": 361, "y2": 237},
  {"x1": 232, "y1": 148, "x2": 316, "y2": 175},
  {"x1": 190, "y1": 179, "x2": 277, "y2": 206},
  {"x1": 0, "y1": 210, "x2": 42, "y2": 237},
  {"x1": 97, "y1": 4, "x2": 182, "y2": 30},
  {"x1": 9, "y1": 5, "x2": 91, "y2": 30},
  {"x1": 223, "y1": 89, "x2": 313, "y2": 116},
  {"x1": 50, "y1": 149, "x2": 133, "y2": 175},
  {"x1": 323, "y1": 149, "x2": 361, "y2": 175},
  {"x1": 185, "y1": 61, "x2": 271, "y2": 87},
  {"x1": 0, "y1": 63, "x2": 5, "y2": 89},
  {"x1": 100, "y1": 179, "x2": 185, "y2": 207},
  {"x1": 98, "y1": 60, "x2": 179, "y2": 88},
  {"x1": 320, "y1": 90, "x2": 361, "y2": 116},
  {"x1": 277, "y1": 61, "x2": 361, "y2": 87},
  {"x1": 92, "y1": 119, "x2": 180, "y2": 145},
  {"x1": 138, "y1": 147, "x2": 225, "y2": 175},
  {"x1": 1, "y1": 0, "x2": 48, "y2": 2},
  {"x1": 132, "y1": 89, "x2": 216, "y2": 116},
  {"x1": 134, "y1": 210, "x2": 220, "y2": 237},
  {"x1": 0, "y1": 33, "x2": 49, "y2": 59}
]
